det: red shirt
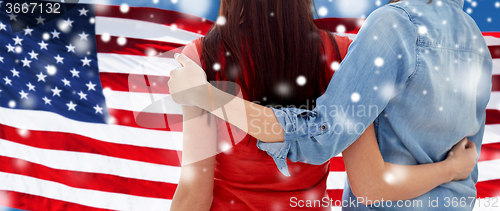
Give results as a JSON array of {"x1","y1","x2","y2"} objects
[{"x1": 181, "y1": 32, "x2": 352, "y2": 211}]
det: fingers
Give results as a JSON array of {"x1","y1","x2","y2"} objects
[{"x1": 174, "y1": 53, "x2": 195, "y2": 67}]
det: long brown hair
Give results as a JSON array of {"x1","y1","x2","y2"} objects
[{"x1": 201, "y1": 0, "x2": 341, "y2": 108}]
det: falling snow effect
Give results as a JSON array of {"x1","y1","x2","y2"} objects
[
  {"x1": 351, "y1": 92, "x2": 361, "y2": 103},
  {"x1": 296, "y1": 76, "x2": 307, "y2": 86},
  {"x1": 216, "y1": 16, "x2": 227, "y2": 26},
  {"x1": 374, "y1": 57, "x2": 384, "y2": 67}
]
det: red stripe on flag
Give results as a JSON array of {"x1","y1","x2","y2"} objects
[
  {"x1": 492, "y1": 75, "x2": 500, "y2": 92},
  {"x1": 0, "y1": 157, "x2": 178, "y2": 200},
  {"x1": 2, "y1": 191, "x2": 114, "y2": 211},
  {"x1": 327, "y1": 189, "x2": 344, "y2": 203},
  {"x1": 0, "y1": 123, "x2": 182, "y2": 167},
  {"x1": 479, "y1": 143, "x2": 500, "y2": 162},
  {"x1": 486, "y1": 109, "x2": 500, "y2": 125},
  {"x1": 489, "y1": 46, "x2": 500, "y2": 59},
  {"x1": 476, "y1": 179, "x2": 500, "y2": 198},
  {"x1": 108, "y1": 108, "x2": 183, "y2": 132},
  {"x1": 100, "y1": 73, "x2": 171, "y2": 94},
  {"x1": 95, "y1": 4, "x2": 213, "y2": 35},
  {"x1": 330, "y1": 157, "x2": 345, "y2": 172},
  {"x1": 96, "y1": 35, "x2": 184, "y2": 57},
  {"x1": 482, "y1": 32, "x2": 500, "y2": 38},
  {"x1": 315, "y1": 18, "x2": 364, "y2": 34}
]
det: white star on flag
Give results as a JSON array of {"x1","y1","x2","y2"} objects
[
  {"x1": 79, "y1": 7, "x2": 89, "y2": 16},
  {"x1": 78, "y1": 91, "x2": 87, "y2": 100},
  {"x1": 35, "y1": 15, "x2": 45, "y2": 24},
  {"x1": 36, "y1": 72, "x2": 47, "y2": 82},
  {"x1": 51, "y1": 87, "x2": 62, "y2": 97},
  {"x1": 19, "y1": 90, "x2": 29, "y2": 99},
  {"x1": 4, "y1": 76, "x2": 12, "y2": 86},
  {"x1": 79, "y1": 31, "x2": 89, "y2": 40},
  {"x1": 64, "y1": 18, "x2": 74, "y2": 27},
  {"x1": 81, "y1": 57, "x2": 92, "y2": 66},
  {"x1": 42, "y1": 96, "x2": 51, "y2": 105},
  {"x1": 13, "y1": 36, "x2": 23, "y2": 45},
  {"x1": 26, "y1": 83, "x2": 36, "y2": 91},
  {"x1": 8, "y1": 13, "x2": 17, "y2": 21},
  {"x1": 66, "y1": 43, "x2": 76, "y2": 53},
  {"x1": 70, "y1": 68, "x2": 80, "y2": 77},
  {"x1": 66, "y1": 101, "x2": 77, "y2": 111},
  {"x1": 21, "y1": 58, "x2": 31, "y2": 67},
  {"x1": 29, "y1": 50, "x2": 38, "y2": 60},
  {"x1": 0, "y1": 22, "x2": 6, "y2": 31},
  {"x1": 55, "y1": 54, "x2": 64, "y2": 64},
  {"x1": 11, "y1": 69, "x2": 20, "y2": 77},
  {"x1": 86, "y1": 81, "x2": 96, "y2": 91},
  {"x1": 24, "y1": 26, "x2": 33, "y2": 36},
  {"x1": 6, "y1": 44, "x2": 15, "y2": 52},
  {"x1": 51, "y1": 30, "x2": 61, "y2": 39},
  {"x1": 38, "y1": 41, "x2": 48, "y2": 50},
  {"x1": 93, "y1": 104, "x2": 103, "y2": 114},
  {"x1": 62, "y1": 78, "x2": 71, "y2": 87}
]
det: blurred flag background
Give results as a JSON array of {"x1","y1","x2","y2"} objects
[{"x1": 0, "y1": 0, "x2": 499, "y2": 210}]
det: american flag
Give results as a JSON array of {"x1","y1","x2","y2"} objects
[{"x1": 0, "y1": 0, "x2": 498, "y2": 210}]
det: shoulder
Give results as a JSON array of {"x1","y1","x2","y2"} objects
[
  {"x1": 333, "y1": 34, "x2": 353, "y2": 59},
  {"x1": 181, "y1": 37, "x2": 203, "y2": 66}
]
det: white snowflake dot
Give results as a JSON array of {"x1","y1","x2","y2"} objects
[
  {"x1": 439, "y1": 107, "x2": 443, "y2": 111},
  {"x1": 496, "y1": 2, "x2": 500, "y2": 8},
  {"x1": 466, "y1": 8, "x2": 472, "y2": 14},
  {"x1": 423, "y1": 90, "x2": 427, "y2": 95},
  {"x1": 351, "y1": 92, "x2": 361, "y2": 103},
  {"x1": 336, "y1": 25, "x2": 346, "y2": 34},
  {"x1": 216, "y1": 16, "x2": 227, "y2": 26},
  {"x1": 120, "y1": 3, "x2": 130, "y2": 13},
  {"x1": 213, "y1": 63, "x2": 221, "y2": 71},
  {"x1": 487, "y1": 18, "x2": 492, "y2": 23},
  {"x1": 373, "y1": 86, "x2": 378, "y2": 91},
  {"x1": 374, "y1": 57, "x2": 384, "y2": 67},
  {"x1": 296, "y1": 76, "x2": 307, "y2": 86},
  {"x1": 171, "y1": 0, "x2": 178, "y2": 3},
  {"x1": 117, "y1": 36, "x2": 127, "y2": 46},
  {"x1": 418, "y1": 26, "x2": 428, "y2": 35},
  {"x1": 15, "y1": 46, "x2": 22, "y2": 54},
  {"x1": 8, "y1": 100, "x2": 16, "y2": 108},
  {"x1": 471, "y1": 1, "x2": 477, "y2": 7},
  {"x1": 330, "y1": 61, "x2": 340, "y2": 71},
  {"x1": 437, "y1": 1, "x2": 443, "y2": 6},
  {"x1": 101, "y1": 33, "x2": 111, "y2": 42},
  {"x1": 318, "y1": 7, "x2": 328, "y2": 17}
]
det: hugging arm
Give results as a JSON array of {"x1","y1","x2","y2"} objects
[
  {"x1": 342, "y1": 124, "x2": 477, "y2": 204},
  {"x1": 170, "y1": 106, "x2": 216, "y2": 211}
]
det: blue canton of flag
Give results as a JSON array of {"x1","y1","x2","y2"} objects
[{"x1": 0, "y1": 3, "x2": 108, "y2": 123}]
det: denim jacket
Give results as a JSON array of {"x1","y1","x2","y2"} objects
[{"x1": 257, "y1": 0, "x2": 492, "y2": 209}]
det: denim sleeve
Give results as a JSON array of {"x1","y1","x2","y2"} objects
[{"x1": 257, "y1": 5, "x2": 418, "y2": 176}]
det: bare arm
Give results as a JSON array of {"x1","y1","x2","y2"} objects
[
  {"x1": 342, "y1": 124, "x2": 478, "y2": 204},
  {"x1": 170, "y1": 106, "x2": 217, "y2": 211}
]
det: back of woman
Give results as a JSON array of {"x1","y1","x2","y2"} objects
[{"x1": 179, "y1": 0, "x2": 351, "y2": 210}]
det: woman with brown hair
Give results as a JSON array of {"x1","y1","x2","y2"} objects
[{"x1": 169, "y1": 0, "x2": 477, "y2": 210}]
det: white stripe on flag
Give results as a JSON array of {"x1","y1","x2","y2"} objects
[
  {"x1": 106, "y1": 91, "x2": 182, "y2": 114},
  {"x1": 487, "y1": 92, "x2": 500, "y2": 111},
  {"x1": 484, "y1": 36, "x2": 500, "y2": 46},
  {"x1": 0, "y1": 172, "x2": 172, "y2": 211},
  {"x1": 493, "y1": 59, "x2": 500, "y2": 75},
  {"x1": 327, "y1": 172, "x2": 347, "y2": 190},
  {"x1": 0, "y1": 107, "x2": 183, "y2": 151},
  {"x1": 483, "y1": 125, "x2": 500, "y2": 145},
  {"x1": 97, "y1": 53, "x2": 178, "y2": 76},
  {"x1": 0, "y1": 139, "x2": 182, "y2": 184},
  {"x1": 95, "y1": 16, "x2": 202, "y2": 44}
]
